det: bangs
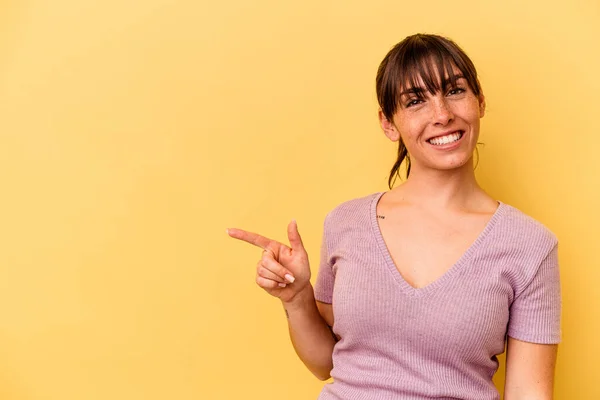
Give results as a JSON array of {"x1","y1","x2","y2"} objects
[
  {"x1": 376, "y1": 34, "x2": 481, "y2": 119},
  {"x1": 400, "y1": 50, "x2": 463, "y2": 97}
]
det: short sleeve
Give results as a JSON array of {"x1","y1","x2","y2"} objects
[
  {"x1": 507, "y1": 243, "x2": 561, "y2": 344},
  {"x1": 313, "y1": 214, "x2": 334, "y2": 304}
]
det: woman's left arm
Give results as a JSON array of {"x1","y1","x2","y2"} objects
[{"x1": 504, "y1": 336, "x2": 558, "y2": 400}]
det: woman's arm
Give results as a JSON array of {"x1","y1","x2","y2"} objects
[
  {"x1": 503, "y1": 337, "x2": 558, "y2": 399},
  {"x1": 283, "y1": 285, "x2": 337, "y2": 381},
  {"x1": 227, "y1": 220, "x2": 338, "y2": 380}
]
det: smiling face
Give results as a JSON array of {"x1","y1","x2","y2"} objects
[
  {"x1": 380, "y1": 66, "x2": 485, "y2": 173},
  {"x1": 376, "y1": 34, "x2": 486, "y2": 183}
]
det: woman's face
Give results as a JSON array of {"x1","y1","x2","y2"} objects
[{"x1": 379, "y1": 66, "x2": 485, "y2": 173}]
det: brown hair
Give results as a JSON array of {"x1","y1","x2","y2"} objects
[{"x1": 375, "y1": 33, "x2": 483, "y2": 188}]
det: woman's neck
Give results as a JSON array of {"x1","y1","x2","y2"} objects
[{"x1": 391, "y1": 158, "x2": 490, "y2": 212}]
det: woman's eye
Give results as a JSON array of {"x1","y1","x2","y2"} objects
[
  {"x1": 406, "y1": 99, "x2": 423, "y2": 107},
  {"x1": 448, "y1": 87, "x2": 465, "y2": 96}
]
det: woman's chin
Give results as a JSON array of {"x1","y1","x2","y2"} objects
[{"x1": 425, "y1": 153, "x2": 475, "y2": 172}]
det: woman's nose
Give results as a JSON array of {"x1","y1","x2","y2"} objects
[{"x1": 431, "y1": 96, "x2": 454, "y2": 125}]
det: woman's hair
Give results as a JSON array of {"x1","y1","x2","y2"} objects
[{"x1": 376, "y1": 33, "x2": 483, "y2": 188}]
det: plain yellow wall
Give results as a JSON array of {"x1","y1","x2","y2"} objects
[{"x1": 0, "y1": 0, "x2": 598, "y2": 399}]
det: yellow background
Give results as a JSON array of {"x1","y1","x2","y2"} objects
[{"x1": 0, "y1": 0, "x2": 598, "y2": 399}]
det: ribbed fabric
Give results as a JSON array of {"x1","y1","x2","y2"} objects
[{"x1": 314, "y1": 191, "x2": 561, "y2": 400}]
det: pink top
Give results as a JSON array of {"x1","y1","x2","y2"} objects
[{"x1": 314, "y1": 191, "x2": 561, "y2": 400}]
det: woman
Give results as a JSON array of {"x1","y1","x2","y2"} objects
[{"x1": 227, "y1": 34, "x2": 560, "y2": 399}]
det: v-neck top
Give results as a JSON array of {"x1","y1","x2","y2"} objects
[
  {"x1": 372, "y1": 192, "x2": 506, "y2": 297},
  {"x1": 314, "y1": 191, "x2": 561, "y2": 400}
]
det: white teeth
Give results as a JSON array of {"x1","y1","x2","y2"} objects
[{"x1": 429, "y1": 132, "x2": 462, "y2": 145}]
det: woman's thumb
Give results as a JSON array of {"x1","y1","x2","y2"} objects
[{"x1": 287, "y1": 219, "x2": 305, "y2": 252}]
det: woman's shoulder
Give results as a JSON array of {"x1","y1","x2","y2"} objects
[
  {"x1": 496, "y1": 200, "x2": 558, "y2": 248},
  {"x1": 322, "y1": 191, "x2": 382, "y2": 228}
]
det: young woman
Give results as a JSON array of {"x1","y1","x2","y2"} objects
[{"x1": 227, "y1": 34, "x2": 560, "y2": 400}]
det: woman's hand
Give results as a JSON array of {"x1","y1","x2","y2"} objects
[{"x1": 226, "y1": 220, "x2": 311, "y2": 303}]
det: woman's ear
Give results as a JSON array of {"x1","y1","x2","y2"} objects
[
  {"x1": 479, "y1": 94, "x2": 486, "y2": 118},
  {"x1": 378, "y1": 109, "x2": 401, "y2": 142}
]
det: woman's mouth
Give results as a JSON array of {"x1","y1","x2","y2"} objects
[{"x1": 427, "y1": 131, "x2": 464, "y2": 146}]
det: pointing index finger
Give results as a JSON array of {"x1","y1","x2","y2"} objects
[{"x1": 226, "y1": 227, "x2": 274, "y2": 251}]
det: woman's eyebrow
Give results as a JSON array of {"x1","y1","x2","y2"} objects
[
  {"x1": 443, "y1": 74, "x2": 466, "y2": 84},
  {"x1": 400, "y1": 75, "x2": 467, "y2": 96},
  {"x1": 400, "y1": 74, "x2": 466, "y2": 97},
  {"x1": 400, "y1": 87, "x2": 425, "y2": 96}
]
